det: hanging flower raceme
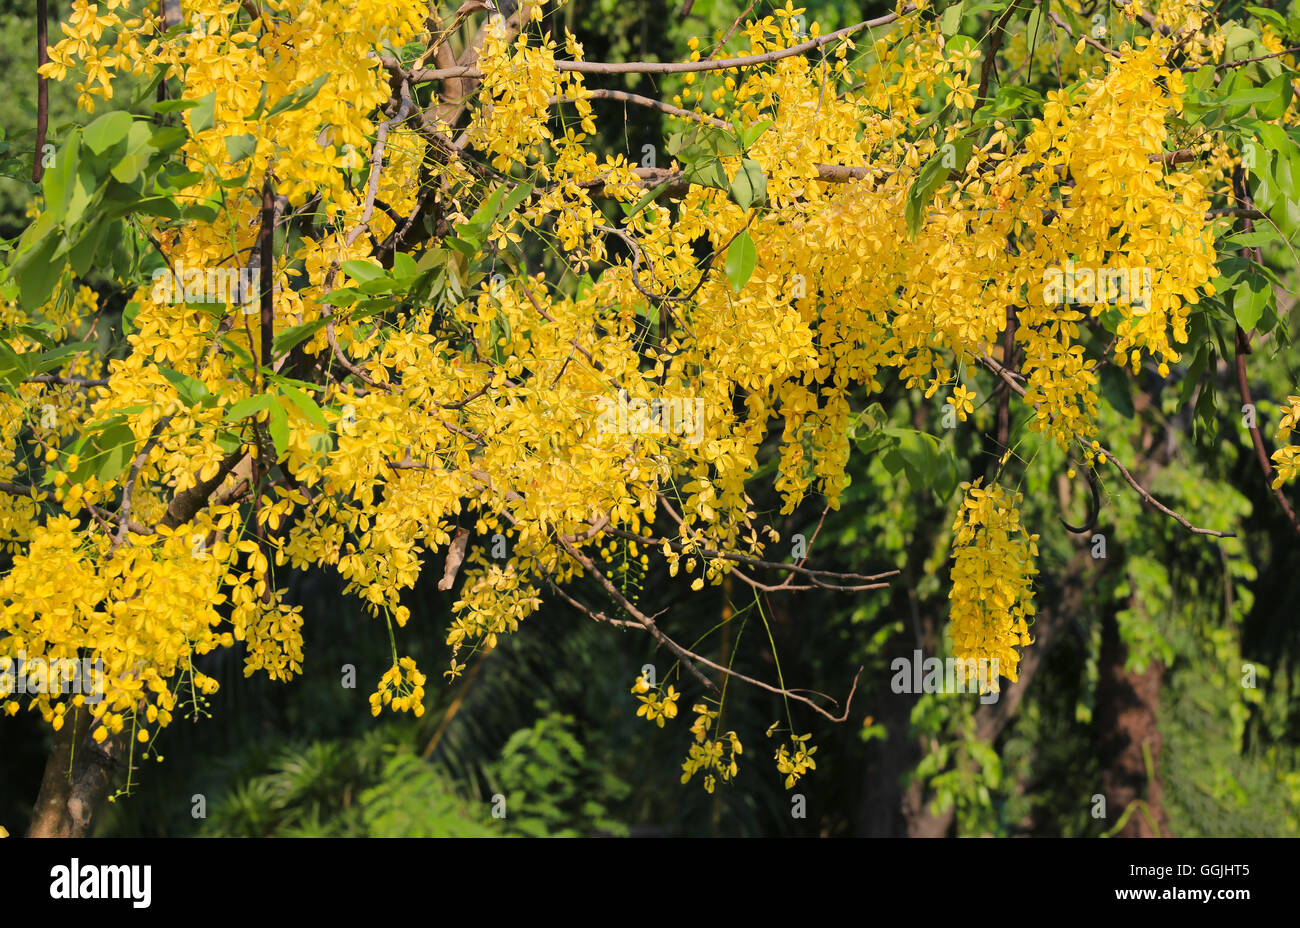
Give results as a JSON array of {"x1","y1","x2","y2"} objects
[
  {"x1": 947, "y1": 480, "x2": 1039, "y2": 690},
  {"x1": 1270, "y1": 394, "x2": 1300, "y2": 489}
]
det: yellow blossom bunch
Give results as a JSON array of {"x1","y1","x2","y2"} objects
[
  {"x1": 631, "y1": 674, "x2": 680, "y2": 728},
  {"x1": 774, "y1": 732, "x2": 817, "y2": 789},
  {"x1": 946, "y1": 385, "x2": 976, "y2": 422},
  {"x1": 368, "y1": 656, "x2": 427, "y2": 718},
  {"x1": 680, "y1": 702, "x2": 742, "y2": 793},
  {"x1": 948, "y1": 481, "x2": 1039, "y2": 688},
  {"x1": 6, "y1": 0, "x2": 1277, "y2": 790},
  {"x1": 1270, "y1": 396, "x2": 1300, "y2": 489}
]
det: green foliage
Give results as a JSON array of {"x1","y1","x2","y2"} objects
[{"x1": 489, "y1": 708, "x2": 630, "y2": 837}]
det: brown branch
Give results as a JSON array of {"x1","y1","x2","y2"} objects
[
  {"x1": 160, "y1": 449, "x2": 246, "y2": 530},
  {"x1": 1046, "y1": 9, "x2": 1121, "y2": 58},
  {"x1": 23, "y1": 375, "x2": 110, "y2": 387},
  {"x1": 550, "y1": 89, "x2": 728, "y2": 128},
  {"x1": 1230, "y1": 166, "x2": 1300, "y2": 534},
  {"x1": 259, "y1": 172, "x2": 275, "y2": 382},
  {"x1": 34, "y1": 0, "x2": 48, "y2": 184},
  {"x1": 604, "y1": 526, "x2": 895, "y2": 590},
  {"x1": 559, "y1": 539, "x2": 868, "y2": 716},
  {"x1": 1181, "y1": 45, "x2": 1300, "y2": 72},
  {"x1": 977, "y1": 352, "x2": 1234, "y2": 537},
  {"x1": 977, "y1": 0, "x2": 1025, "y2": 109},
  {"x1": 1206, "y1": 207, "x2": 1266, "y2": 220},
  {"x1": 115, "y1": 413, "x2": 174, "y2": 547},
  {"x1": 391, "y1": 7, "x2": 913, "y2": 82}
]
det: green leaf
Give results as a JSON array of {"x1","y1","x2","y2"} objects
[
  {"x1": 622, "y1": 178, "x2": 673, "y2": 219},
  {"x1": 1246, "y1": 5, "x2": 1287, "y2": 32},
  {"x1": 69, "y1": 221, "x2": 109, "y2": 277},
  {"x1": 881, "y1": 427, "x2": 958, "y2": 499},
  {"x1": 267, "y1": 401, "x2": 290, "y2": 457},
  {"x1": 741, "y1": 120, "x2": 773, "y2": 148},
  {"x1": 189, "y1": 91, "x2": 218, "y2": 133},
  {"x1": 152, "y1": 98, "x2": 200, "y2": 115},
  {"x1": 677, "y1": 125, "x2": 742, "y2": 163},
  {"x1": 1255, "y1": 75, "x2": 1293, "y2": 120},
  {"x1": 1224, "y1": 228, "x2": 1279, "y2": 249},
  {"x1": 29, "y1": 341, "x2": 93, "y2": 375},
  {"x1": 279, "y1": 382, "x2": 328, "y2": 428},
  {"x1": 392, "y1": 251, "x2": 418, "y2": 280},
  {"x1": 728, "y1": 158, "x2": 767, "y2": 210},
  {"x1": 133, "y1": 196, "x2": 181, "y2": 219},
  {"x1": 317, "y1": 287, "x2": 361, "y2": 307},
  {"x1": 64, "y1": 419, "x2": 137, "y2": 485},
  {"x1": 149, "y1": 123, "x2": 187, "y2": 154},
  {"x1": 1023, "y1": 1, "x2": 1050, "y2": 47},
  {"x1": 224, "y1": 133, "x2": 258, "y2": 162},
  {"x1": 684, "y1": 156, "x2": 729, "y2": 190},
  {"x1": 341, "y1": 260, "x2": 386, "y2": 284},
  {"x1": 249, "y1": 83, "x2": 269, "y2": 121},
  {"x1": 158, "y1": 366, "x2": 209, "y2": 405},
  {"x1": 940, "y1": 1, "x2": 965, "y2": 37},
  {"x1": 905, "y1": 153, "x2": 948, "y2": 237},
  {"x1": 0, "y1": 341, "x2": 29, "y2": 391},
  {"x1": 64, "y1": 162, "x2": 101, "y2": 230},
  {"x1": 225, "y1": 393, "x2": 274, "y2": 421},
  {"x1": 11, "y1": 234, "x2": 65, "y2": 309},
  {"x1": 272, "y1": 320, "x2": 328, "y2": 357},
  {"x1": 121, "y1": 301, "x2": 141, "y2": 335},
  {"x1": 41, "y1": 131, "x2": 81, "y2": 223},
  {"x1": 725, "y1": 230, "x2": 757, "y2": 291},
  {"x1": 109, "y1": 122, "x2": 157, "y2": 184},
  {"x1": 1234, "y1": 272, "x2": 1271, "y2": 331},
  {"x1": 499, "y1": 181, "x2": 534, "y2": 218},
  {"x1": 264, "y1": 74, "x2": 329, "y2": 120},
  {"x1": 83, "y1": 111, "x2": 133, "y2": 156},
  {"x1": 94, "y1": 422, "x2": 138, "y2": 484}
]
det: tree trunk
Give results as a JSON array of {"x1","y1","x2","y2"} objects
[
  {"x1": 27, "y1": 706, "x2": 127, "y2": 837},
  {"x1": 1094, "y1": 612, "x2": 1170, "y2": 837},
  {"x1": 897, "y1": 549, "x2": 1093, "y2": 837}
]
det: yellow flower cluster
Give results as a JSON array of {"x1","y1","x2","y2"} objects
[
  {"x1": 948, "y1": 481, "x2": 1039, "y2": 687},
  {"x1": 774, "y1": 732, "x2": 817, "y2": 789},
  {"x1": 946, "y1": 385, "x2": 977, "y2": 422},
  {"x1": 8, "y1": 0, "x2": 1249, "y2": 777},
  {"x1": 1270, "y1": 395, "x2": 1300, "y2": 489},
  {"x1": 631, "y1": 674, "x2": 680, "y2": 728},
  {"x1": 369, "y1": 657, "x2": 427, "y2": 718},
  {"x1": 470, "y1": 20, "x2": 562, "y2": 174},
  {"x1": 447, "y1": 561, "x2": 542, "y2": 654},
  {"x1": 680, "y1": 703, "x2": 742, "y2": 793},
  {"x1": 0, "y1": 516, "x2": 227, "y2": 744}
]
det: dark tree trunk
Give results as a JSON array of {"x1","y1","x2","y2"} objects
[
  {"x1": 1094, "y1": 611, "x2": 1169, "y2": 837},
  {"x1": 27, "y1": 707, "x2": 127, "y2": 837}
]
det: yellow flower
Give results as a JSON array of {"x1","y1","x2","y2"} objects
[{"x1": 947, "y1": 385, "x2": 976, "y2": 421}]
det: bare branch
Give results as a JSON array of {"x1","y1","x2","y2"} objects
[{"x1": 390, "y1": 6, "x2": 914, "y2": 81}]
